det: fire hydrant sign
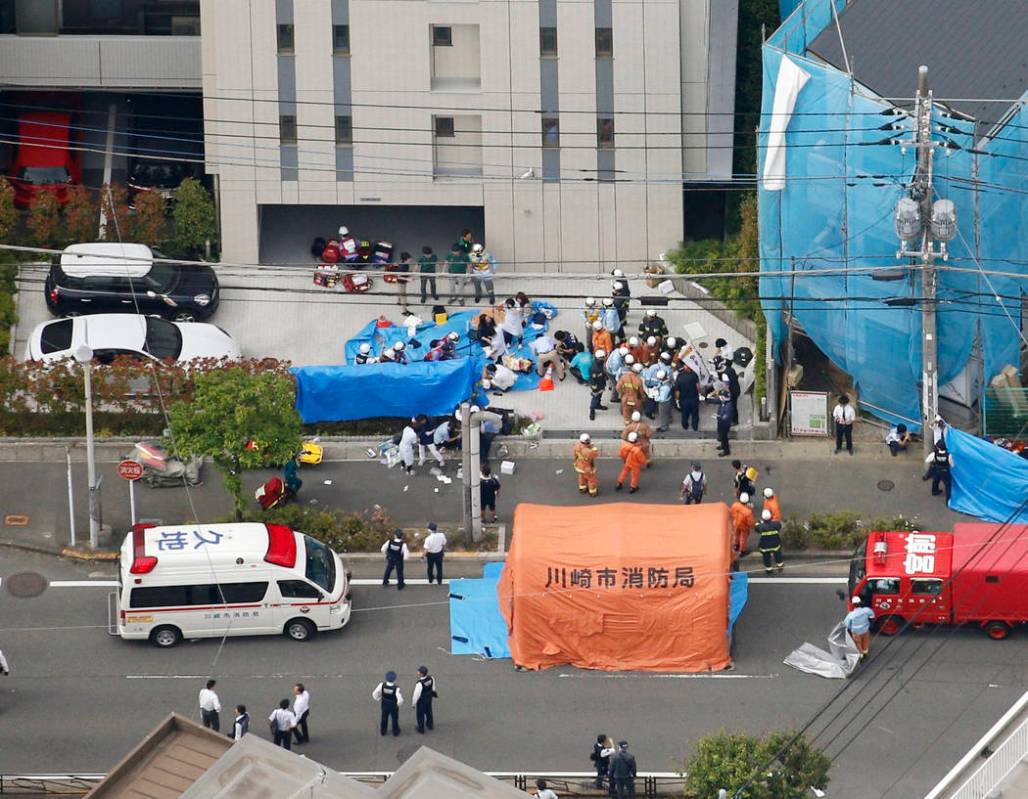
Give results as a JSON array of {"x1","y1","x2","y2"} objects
[
  {"x1": 790, "y1": 391, "x2": 829, "y2": 437},
  {"x1": 117, "y1": 460, "x2": 145, "y2": 481}
]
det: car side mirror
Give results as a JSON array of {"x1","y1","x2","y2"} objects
[
  {"x1": 146, "y1": 290, "x2": 157, "y2": 298},
  {"x1": 835, "y1": 589, "x2": 847, "y2": 601}
]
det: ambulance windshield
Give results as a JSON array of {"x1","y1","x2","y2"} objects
[{"x1": 304, "y1": 536, "x2": 336, "y2": 592}]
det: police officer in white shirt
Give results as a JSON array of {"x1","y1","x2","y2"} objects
[
  {"x1": 422, "y1": 523, "x2": 447, "y2": 584},
  {"x1": 268, "y1": 698, "x2": 297, "y2": 749},
  {"x1": 372, "y1": 671, "x2": 403, "y2": 736},
  {"x1": 198, "y1": 679, "x2": 221, "y2": 731},
  {"x1": 292, "y1": 682, "x2": 311, "y2": 744},
  {"x1": 832, "y1": 394, "x2": 856, "y2": 455},
  {"x1": 381, "y1": 530, "x2": 410, "y2": 589},
  {"x1": 411, "y1": 665, "x2": 437, "y2": 733},
  {"x1": 232, "y1": 705, "x2": 249, "y2": 740}
]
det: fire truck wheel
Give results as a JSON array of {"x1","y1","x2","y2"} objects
[
  {"x1": 876, "y1": 615, "x2": 904, "y2": 636},
  {"x1": 984, "y1": 621, "x2": 1010, "y2": 640}
]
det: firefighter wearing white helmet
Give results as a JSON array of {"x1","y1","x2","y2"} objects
[
  {"x1": 573, "y1": 431, "x2": 600, "y2": 497},
  {"x1": 354, "y1": 341, "x2": 378, "y2": 365},
  {"x1": 639, "y1": 308, "x2": 668, "y2": 342},
  {"x1": 762, "y1": 487, "x2": 782, "y2": 521},
  {"x1": 648, "y1": 365, "x2": 674, "y2": 432},
  {"x1": 611, "y1": 274, "x2": 631, "y2": 331},
  {"x1": 622, "y1": 409, "x2": 653, "y2": 466},
  {"x1": 600, "y1": 296, "x2": 622, "y2": 341},
  {"x1": 338, "y1": 225, "x2": 359, "y2": 261},
  {"x1": 730, "y1": 491, "x2": 755, "y2": 557},
  {"x1": 616, "y1": 357, "x2": 646, "y2": 422},
  {"x1": 589, "y1": 347, "x2": 609, "y2": 420},
  {"x1": 582, "y1": 296, "x2": 601, "y2": 344},
  {"x1": 755, "y1": 507, "x2": 784, "y2": 575},
  {"x1": 380, "y1": 340, "x2": 409, "y2": 364},
  {"x1": 616, "y1": 430, "x2": 646, "y2": 494}
]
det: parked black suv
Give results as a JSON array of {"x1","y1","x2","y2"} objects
[{"x1": 44, "y1": 243, "x2": 219, "y2": 322}]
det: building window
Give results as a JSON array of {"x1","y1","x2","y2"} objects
[
  {"x1": 597, "y1": 117, "x2": 614, "y2": 148},
  {"x1": 541, "y1": 117, "x2": 560, "y2": 148},
  {"x1": 540, "y1": 26, "x2": 558, "y2": 57},
  {"x1": 335, "y1": 115, "x2": 353, "y2": 146},
  {"x1": 432, "y1": 25, "x2": 452, "y2": 46},
  {"x1": 277, "y1": 23, "x2": 294, "y2": 53},
  {"x1": 280, "y1": 115, "x2": 297, "y2": 144},
  {"x1": 333, "y1": 24, "x2": 350, "y2": 54},
  {"x1": 434, "y1": 116, "x2": 455, "y2": 138},
  {"x1": 595, "y1": 27, "x2": 613, "y2": 57}
]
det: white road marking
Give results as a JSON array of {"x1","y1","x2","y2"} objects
[
  {"x1": 748, "y1": 577, "x2": 847, "y2": 584},
  {"x1": 558, "y1": 672, "x2": 779, "y2": 680},
  {"x1": 50, "y1": 580, "x2": 118, "y2": 587}
]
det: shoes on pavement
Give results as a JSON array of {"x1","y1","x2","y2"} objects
[
  {"x1": 597, "y1": 404, "x2": 609, "y2": 411},
  {"x1": 629, "y1": 486, "x2": 638, "y2": 494},
  {"x1": 615, "y1": 483, "x2": 623, "y2": 491},
  {"x1": 589, "y1": 410, "x2": 596, "y2": 420},
  {"x1": 834, "y1": 448, "x2": 840, "y2": 454}
]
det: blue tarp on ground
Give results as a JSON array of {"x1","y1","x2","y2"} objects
[
  {"x1": 292, "y1": 359, "x2": 475, "y2": 423},
  {"x1": 947, "y1": 428, "x2": 1028, "y2": 524},
  {"x1": 449, "y1": 564, "x2": 511, "y2": 659},
  {"x1": 729, "y1": 571, "x2": 749, "y2": 639}
]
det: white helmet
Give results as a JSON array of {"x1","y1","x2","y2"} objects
[
  {"x1": 358, "y1": 342, "x2": 371, "y2": 354},
  {"x1": 625, "y1": 354, "x2": 636, "y2": 365},
  {"x1": 619, "y1": 346, "x2": 629, "y2": 356},
  {"x1": 339, "y1": 226, "x2": 349, "y2": 237},
  {"x1": 592, "y1": 320, "x2": 603, "y2": 330},
  {"x1": 646, "y1": 309, "x2": 656, "y2": 318},
  {"x1": 627, "y1": 431, "x2": 638, "y2": 442},
  {"x1": 632, "y1": 363, "x2": 643, "y2": 373},
  {"x1": 666, "y1": 337, "x2": 678, "y2": 349},
  {"x1": 613, "y1": 281, "x2": 625, "y2": 291},
  {"x1": 631, "y1": 410, "x2": 642, "y2": 422},
  {"x1": 761, "y1": 509, "x2": 772, "y2": 521},
  {"x1": 647, "y1": 336, "x2": 657, "y2": 347},
  {"x1": 585, "y1": 296, "x2": 596, "y2": 307},
  {"x1": 629, "y1": 336, "x2": 640, "y2": 347},
  {"x1": 447, "y1": 331, "x2": 460, "y2": 341},
  {"x1": 602, "y1": 297, "x2": 614, "y2": 307},
  {"x1": 764, "y1": 487, "x2": 774, "y2": 498},
  {"x1": 470, "y1": 405, "x2": 480, "y2": 413},
  {"x1": 579, "y1": 433, "x2": 591, "y2": 443},
  {"x1": 393, "y1": 341, "x2": 405, "y2": 351},
  {"x1": 454, "y1": 410, "x2": 463, "y2": 421},
  {"x1": 612, "y1": 268, "x2": 624, "y2": 278},
  {"x1": 482, "y1": 379, "x2": 492, "y2": 389},
  {"x1": 739, "y1": 492, "x2": 750, "y2": 504},
  {"x1": 656, "y1": 369, "x2": 667, "y2": 379},
  {"x1": 594, "y1": 348, "x2": 607, "y2": 358},
  {"x1": 659, "y1": 351, "x2": 671, "y2": 362},
  {"x1": 852, "y1": 596, "x2": 862, "y2": 605},
  {"x1": 472, "y1": 243, "x2": 484, "y2": 254}
]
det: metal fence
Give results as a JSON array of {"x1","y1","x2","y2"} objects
[
  {"x1": 947, "y1": 713, "x2": 1028, "y2": 799},
  {"x1": 981, "y1": 387, "x2": 1028, "y2": 439}
]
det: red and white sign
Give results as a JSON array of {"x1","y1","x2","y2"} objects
[{"x1": 117, "y1": 460, "x2": 145, "y2": 481}]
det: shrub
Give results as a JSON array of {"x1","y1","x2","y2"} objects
[
  {"x1": 171, "y1": 178, "x2": 216, "y2": 257},
  {"x1": 0, "y1": 177, "x2": 17, "y2": 242},
  {"x1": 132, "y1": 190, "x2": 167, "y2": 246},
  {"x1": 233, "y1": 504, "x2": 394, "y2": 553},
  {"x1": 99, "y1": 183, "x2": 132, "y2": 241},
  {"x1": 63, "y1": 185, "x2": 99, "y2": 244},
  {"x1": 781, "y1": 511, "x2": 922, "y2": 551},
  {"x1": 26, "y1": 190, "x2": 61, "y2": 247}
]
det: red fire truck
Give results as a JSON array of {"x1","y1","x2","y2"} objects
[{"x1": 846, "y1": 523, "x2": 1028, "y2": 639}]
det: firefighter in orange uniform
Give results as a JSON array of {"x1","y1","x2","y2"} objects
[
  {"x1": 622, "y1": 411, "x2": 653, "y2": 467},
  {"x1": 591, "y1": 320, "x2": 614, "y2": 356},
  {"x1": 730, "y1": 492, "x2": 755, "y2": 557},
  {"x1": 573, "y1": 433, "x2": 600, "y2": 497},
  {"x1": 616, "y1": 363, "x2": 646, "y2": 422},
  {"x1": 616, "y1": 432, "x2": 647, "y2": 494},
  {"x1": 762, "y1": 487, "x2": 782, "y2": 521}
]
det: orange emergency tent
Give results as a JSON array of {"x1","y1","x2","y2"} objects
[{"x1": 497, "y1": 502, "x2": 733, "y2": 672}]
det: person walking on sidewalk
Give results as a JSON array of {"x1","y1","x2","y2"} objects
[
  {"x1": 762, "y1": 487, "x2": 782, "y2": 521},
  {"x1": 844, "y1": 596, "x2": 875, "y2": 658},
  {"x1": 468, "y1": 243, "x2": 496, "y2": 305},
  {"x1": 616, "y1": 432, "x2": 646, "y2": 494},
  {"x1": 680, "y1": 463, "x2": 707, "y2": 505},
  {"x1": 730, "y1": 493, "x2": 755, "y2": 557},
  {"x1": 411, "y1": 665, "x2": 437, "y2": 734},
  {"x1": 373, "y1": 671, "x2": 403, "y2": 736},
  {"x1": 268, "y1": 699, "x2": 297, "y2": 749},
  {"x1": 199, "y1": 679, "x2": 221, "y2": 732},
  {"x1": 381, "y1": 530, "x2": 409, "y2": 589},
  {"x1": 417, "y1": 246, "x2": 439, "y2": 303},
  {"x1": 291, "y1": 683, "x2": 311, "y2": 745},
  {"x1": 446, "y1": 245, "x2": 469, "y2": 305},
  {"x1": 755, "y1": 510, "x2": 784, "y2": 574},
  {"x1": 924, "y1": 440, "x2": 954, "y2": 501},
  {"x1": 574, "y1": 433, "x2": 600, "y2": 497},
  {"x1": 833, "y1": 394, "x2": 856, "y2": 454},
  {"x1": 422, "y1": 523, "x2": 446, "y2": 584},
  {"x1": 480, "y1": 464, "x2": 501, "y2": 523}
]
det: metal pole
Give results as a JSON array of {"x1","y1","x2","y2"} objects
[
  {"x1": 98, "y1": 103, "x2": 117, "y2": 239},
  {"x1": 83, "y1": 361, "x2": 100, "y2": 548},
  {"x1": 915, "y1": 65, "x2": 939, "y2": 457},
  {"x1": 469, "y1": 420, "x2": 482, "y2": 542},
  {"x1": 460, "y1": 402, "x2": 471, "y2": 536},
  {"x1": 129, "y1": 478, "x2": 136, "y2": 526},
  {"x1": 66, "y1": 446, "x2": 76, "y2": 548}
]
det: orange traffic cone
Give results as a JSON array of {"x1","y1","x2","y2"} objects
[{"x1": 538, "y1": 364, "x2": 555, "y2": 392}]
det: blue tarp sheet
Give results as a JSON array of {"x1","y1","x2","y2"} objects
[
  {"x1": 449, "y1": 564, "x2": 511, "y2": 659},
  {"x1": 729, "y1": 571, "x2": 749, "y2": 638},
  {"x1": 947, "y1": 429, "x2": 1028, "y2": 524},
  {"x1": 292, "y1": 359, "x2": 475, "y2": 423}
]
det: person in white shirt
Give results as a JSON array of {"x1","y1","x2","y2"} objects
[
  {"x1": 482, "y1": 362, "x2": 518, "y2": 393},
  {"x1": 268, "y1": 699, "x2": 297, "y2": 749},
  {"x1": 398, "y1": 422, "x2": 419, "y2": 475},
  {"x1": 832, "y1": 394, "x2": 856, "y2": 455},
  {"x1": 535, "y1": 779, "x2": 559, "y2": 799},
  {"x1": 0, "y1": 648, "x2": 9, "y2": 676},
  {"x1": 198, "y1": 679, "x2": 221, "y2": 732},
  {"x1": 422, "y1": 522, "x2": 447, "y2": 584},
  {"x1": 381, "y1": 530, "x2": 410, "y2": 589},
  {"x1": 291, "y1": 682, "x2": 311, "y2": 745},
  {"x1": 885, "y1": 423, "x2": 910, "y2": 456},
  {"x1": 372, "y1": 671, "x2": 404, "y2": 736},
  {"x1": 411, "y1": 665, "x2": 437, "y2": 733},
  {"x1": 232, "y1": 705, "x2": 249, "y2": 741},
  {"x1": 531, "y1": 334, "x2": 565, "y2": 379}
]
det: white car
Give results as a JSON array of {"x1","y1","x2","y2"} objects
[{"x1": 25, "y1": 314, "x2": 241, "y2": 364}]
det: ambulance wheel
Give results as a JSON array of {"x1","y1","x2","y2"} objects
[
  {"x1": 150, "y1": 625, "x2": 182, "y2": 648},
  {"x1": 984, "y1": 621, "x2": 1010, "y2": 640},
  {"x1": 876, "y1": 615, "x2": 904, "y2": 636},
  {"x1": 285, "y1": 618, "x2": 316, "y2": 641}
]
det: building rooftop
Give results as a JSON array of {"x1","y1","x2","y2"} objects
[{"x1": 808, "y1": 0, "x2": 1028, "y2": 128}]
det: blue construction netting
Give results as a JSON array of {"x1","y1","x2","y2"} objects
[{"x1": 759, "y1": 0, "x2": 1028, "y2": 430}]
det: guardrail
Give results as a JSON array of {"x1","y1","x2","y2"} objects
[{"x1": 0, "y1": 772, "x2": 686, "y2": 797}]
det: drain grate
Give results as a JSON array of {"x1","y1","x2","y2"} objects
[
  {"x1": 5, "y1": 571, "x2": 48, "y2": 598},
  {"x1": 877, "y1": 479, "x2": 895, "y2": 492}
]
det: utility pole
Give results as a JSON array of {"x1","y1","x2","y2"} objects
[{"x1": 893, "y1": 65, "x2": 956, "y2": 456}]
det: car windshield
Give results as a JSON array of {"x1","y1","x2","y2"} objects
[
  {"x1": 143, "y1": 262, "x2": 179, "y2": 293},
  {"x1": 21, "y1": 166, "x2": 70, "y2": 185},
  {"x1": 40, "y1": 319, "x2": 74, "y2": 354},
  {"x1": 143, "y1": 317, "x2": 182, "y2": 360},
  {"x1": 304, "y1": 536, "x2": 336, "y2": 592}
]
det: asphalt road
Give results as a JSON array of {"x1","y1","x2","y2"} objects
[{"x1": 1, "y1": 549, "x2": 1024, "y2": 799}]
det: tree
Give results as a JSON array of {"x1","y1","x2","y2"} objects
[
  {"x1": 683, "y1": 729, "x2": 830, "y2": 799},
  {"x1": 0, "y1": 177, "x2": 17, "y2": 243},
  {"x1": 26, "y1": 190, "x2": 62, "y2": 248},
  {"x1": 99, "y1": 183, "x2": 132, "y2": 241},
  {"x1": 166, "y1": 368, "x2": 303, "y2": 520},
  {"x1": 63, "y1": 185, "x2": 99, "y2": 244},
  {"x1": 132, "y1": 190, "x2": 167, "y2": 246},
  {"x1": 171, "y1": 177, "x2": 216, "y2": 257}
]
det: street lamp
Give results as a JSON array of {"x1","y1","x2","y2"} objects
[{"x1": 73, "y1": 344, "x2": 101, "y2": 549}]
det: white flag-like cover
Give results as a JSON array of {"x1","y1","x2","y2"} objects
[{"x1": 762, "y1": 56, "x2": 811, "y2": 191}]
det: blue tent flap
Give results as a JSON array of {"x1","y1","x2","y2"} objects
[
  {"x1": 449, "y1": 566, "x2": 511, "y2": 659},
  {"x1": 947, "y1": 429, "x2": 1028, "y2": 523},
  {"x1": 729, "y1": 571, "x2": 749, "y2": 637},
  {"x1": 292, "y1": 359, "x2": 475, "y2": 423}
]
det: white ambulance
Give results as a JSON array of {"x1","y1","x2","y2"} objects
[{"x1": 112, "y1": 522, "x2": 352, "y2": 647}]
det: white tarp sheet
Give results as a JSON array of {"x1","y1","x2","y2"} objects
[
  {"x1": 761, "y1": 55, "x2": 811, "y2": 191},
  {"x1": 783, "y1": 621, "x2": 861, "y2": 679}
]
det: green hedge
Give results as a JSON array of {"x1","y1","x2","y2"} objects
[
  {"x1": 781, "y1": 511, "x2": 920, "y2": 551},
  {"x1": 231, "y1": 504, "x2": 394, "y2": 554},
  {"x1": 0, "y1": 252, "x2": 17, "y2": 354}
]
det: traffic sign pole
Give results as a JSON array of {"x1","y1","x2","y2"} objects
[
  {"x1": 129, "y1": 479, "x2": 136, "y2": 526},
  {"x1": 117, "y1": 460, "x2": 145, "y2": 528}
]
